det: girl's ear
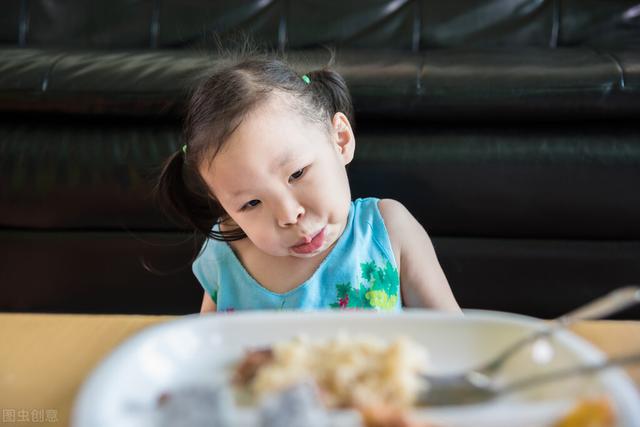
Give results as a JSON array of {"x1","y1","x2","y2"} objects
[{"x1": 331, "y1": 112, "x2": 355, "y2": 165}]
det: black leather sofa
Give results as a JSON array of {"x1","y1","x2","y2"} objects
[{"x1": 1, "y1": 1, "x2": 639, "y2": 318}]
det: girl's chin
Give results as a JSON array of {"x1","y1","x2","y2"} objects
[
  {"x1": 261, "y1": 245, "x2": 327, "y2": 258},
  {"x1": 288, "y1": 249, "x2": 324, "y2": 258}
]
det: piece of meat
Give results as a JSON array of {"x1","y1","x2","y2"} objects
[{"x1": 233, "y1": 347, "x2": 274, "y2": 386}]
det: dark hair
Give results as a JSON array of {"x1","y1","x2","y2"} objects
[{"x1": 154, "y1": 54, "x2": 354, "y2": 243}]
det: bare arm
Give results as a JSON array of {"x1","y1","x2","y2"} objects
[
  {"x1": 200, "y1": 292, "x2": 217, "y2": 314},
  {"x1": 378, "y1": 199, "x2": 461, "y2": 312}
]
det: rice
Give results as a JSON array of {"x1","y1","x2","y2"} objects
[{"x1": 247, "y1": 333, "x2": 429, "y2": 408}]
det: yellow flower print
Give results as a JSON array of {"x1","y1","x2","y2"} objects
[{"x1": 365, "y1": 290, "x2": 398, "y2": 310}]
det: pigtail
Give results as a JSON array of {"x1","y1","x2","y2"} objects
[
  {"x1": 154, "y1": 148, "x2": 214, "y2": 238},
  {"x1": 305, "y1": 69, "x2": 354, "y2": 128},
  {"x1": 154, "y1": 147, "x2": 246, "y2": 243}
]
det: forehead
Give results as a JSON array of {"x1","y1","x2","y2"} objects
[{"x1": 203, "y1": 94, "x2": 328, "y2": 184}]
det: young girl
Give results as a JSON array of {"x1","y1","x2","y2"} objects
[{"x1": 156, "y1": 55, "x2": 460, "y2": 314}]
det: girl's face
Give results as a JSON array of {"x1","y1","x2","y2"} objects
[{"x1": 199, "y1": 94, "x2": 355, "y2": 259}]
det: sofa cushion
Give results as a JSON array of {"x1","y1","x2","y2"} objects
[{"x1": 0, "y1": 48, "x2": 637, "y2": 120}]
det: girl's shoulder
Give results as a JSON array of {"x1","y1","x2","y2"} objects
[
  {"x1": 351, "y1": 197, "x2": 409, "y2": 238},
  {"x1": 353, "y1": 197, "x2": 410, "y2": 227},
  {"x1": 374, "y1": 198, "x2": 415, "y2": 268},
  {"x1": 376, "y1": 198, "x2": 411, "y2": 223}
]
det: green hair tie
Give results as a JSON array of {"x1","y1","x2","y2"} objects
[
  {"x1": 301, "y1": 74, "x2": 311, "y2": 85},
  {"x1": 182, "y1": 144, "x2": 187, "y2": 154}
]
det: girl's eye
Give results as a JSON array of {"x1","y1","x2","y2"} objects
[
  {"x1": 242, "y1": 199, "x2": 261, "y2": 210},
  {"x1": 289, "y1": 168, "x2": 305, "y2": 182}
]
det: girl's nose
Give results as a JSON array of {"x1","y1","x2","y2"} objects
[{"x1": 276, "y1": 200, "x2": 305, "y2": 227}]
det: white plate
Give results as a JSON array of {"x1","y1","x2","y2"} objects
[{"x1": 72, "y1": 310, "x2": 640, "y2": 427}]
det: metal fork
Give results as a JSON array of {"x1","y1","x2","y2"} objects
[
  {"x1": 418, "y1": 351, "x2": 640, "y2": 406},
  {"x1": 417, "y1": 286, "x2": 640, "y2": 406}
]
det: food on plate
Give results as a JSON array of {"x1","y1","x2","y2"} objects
[
  {"x1": 153, "y1": 333, "x2": 621, "y2": 427},
  {"x1": 155, "y1": 385, "x2": 235, "y2": 427},
  {"x1": 357, "y1": 403, "x2": 437, "y2": 427},
  {"x1": 233, "y1": 333, "x2": 430, "y2": 409},
  {"x1": 553, "y1": 397, "x2": 616, "y2": 427},
  {"x1": 259, "y1": 382, "x2": 332, "y2": 427},
  {"x1": 234, "y1": 347, "x2": 274, "y2": 386}
]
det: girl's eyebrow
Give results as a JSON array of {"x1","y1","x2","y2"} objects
[
  {"x1": 230, "y1": 188, "x2": 249, "y2": 198},
  {"x1": 270, "y1": 151, "x2": 299, "y2": 172}
]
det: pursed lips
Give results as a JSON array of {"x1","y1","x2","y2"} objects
[{"x1": 291, "y1": 227, "x2": 325, "y2": 248}]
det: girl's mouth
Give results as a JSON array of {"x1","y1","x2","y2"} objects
[{"x1": 291, "y1": 227, "x2": 325, "y2": 254}]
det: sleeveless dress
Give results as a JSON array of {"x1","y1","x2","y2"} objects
[{"x1": 192, "y1": 197, "x2": 401, "y2": 311}]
